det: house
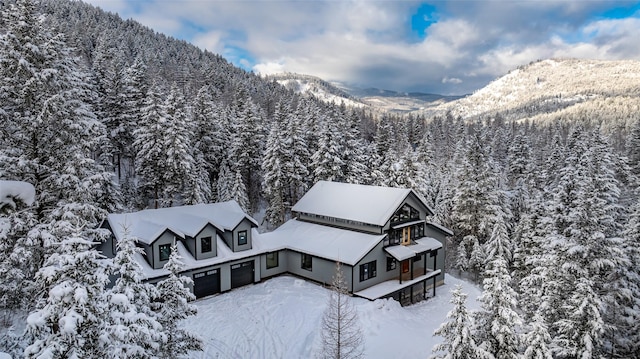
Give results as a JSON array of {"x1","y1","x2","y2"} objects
[
  {"x1": 99, "y1": 201, "x2": 264, "y2": 297},
  {"x1": 100, "y1": 181, "x2": 451, "y2": 305},
  {"x1": 260, "y1": 181, "x2": 450, "y2": 305}
]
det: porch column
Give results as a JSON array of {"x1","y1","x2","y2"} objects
[
  {"x1": 432, "y1": 276, "x2": 436, "y2": 297},
  {"x1": 423, "y1": 251, "x2": 427, "y2": 275},
  {"x1": 423, "y1": 279, "x2": 426, "y2": 299},
  {"x1": 398, "y1": 260, "x2": 402, "y2": 284},
  {"x1": 410, "y1": 258, "x2": 414, "y2": 280}
]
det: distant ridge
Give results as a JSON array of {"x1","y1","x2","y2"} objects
[{"x1": 426, "y1": 58, "x2": 640, "y2": 125}]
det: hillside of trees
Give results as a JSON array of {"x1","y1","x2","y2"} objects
[{"x1": 1, "y1": 0, "x2": 640, "y2": 357}]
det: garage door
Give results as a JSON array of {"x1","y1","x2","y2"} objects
[
  {"x1": 193, "y1": 268, "x2": 220, "y2": 298},
  {"x1": 231, "y1": 261, "x2": 254, "y2": 289}
]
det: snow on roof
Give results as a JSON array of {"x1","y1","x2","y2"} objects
[
  {"x1": 0, "y1": 180, "x2": 36, "y2": 209},
  {"x1": 384, "y1": 237, "x2": 442, "y2": 261},
  {"x1": 138, "y1": 229, "x2": 270, "y2": 280},
  {"x1": 426, "y1": 221, "x2": 454, "y2": 236},
  {"x1": 107, "y1": 201, "x2": 258, "y2": 245},
  {"x1": 291, "y1": 181, "x2": 432, "y2": 226},
  {"x1": 260, "y1": 219, "x2": 386, "y2": 266}
]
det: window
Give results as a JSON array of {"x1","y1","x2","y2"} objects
[
  {"x1": 201, "y1": 236, "x2": 212, "y2": 253},
  {"x1": 266, "y1": 252, "x2": 279, "y2": 269},
  {"x1": 238, "y1": 230, "x2": 248, "y2": 245},
  {"x1": 159, "y1": 244, "x2": 171, "y2": 261},
  {"x1": 386, "y1": 257, "x2": 396, "y2": 271},
  {"x1": 391, "y1": 204, "x2": 420, "y2": 224},
  {"x1": 301, "y1": 253, "x2": 312, "y2": 271},
  {"x1": 359, "y1": 261, "x2": 377, "y2": 282}
]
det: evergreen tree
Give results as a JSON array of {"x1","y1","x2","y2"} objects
[
  {"x1": 103, "y1": 226, "x2": 165, "y2": 357},
  {"x1": 311, "y1": 118, "x2": 345, "y2": 183},
  {"x1": 262, "y1": 102, "x2": 289, "y2": 227},
  {"x1": 318, "y1": 261, "x2": 364, "y2": 359},
  {"x1": 431, "y1": 285, "x2": 493, "y2": 359},
  {"x1": 522, "y1": 313, "x2": 553, "y2": 359},
  {"x1": 24, "y1": 227, "x2": 110, "y2": 358},
  {"x1": 154, "y1": 243, "x2": 203, "y2": 358}
]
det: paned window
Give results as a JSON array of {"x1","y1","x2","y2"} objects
[
  {"x1": 238, "y1": 230, "x2": 248, "y2": 245},
  {"x1": 386, "y1": 257, "x2": 396, "y2": 271},
  {"x1": 201, "y1": 236, "x2": 212, "y2": 253},
  {"x1": 266, "y1": 252, "x2": 279, "y2": 269},
  {"x1": 360, "y1": 261, "x2": 377, "y2": 282},
  {"x1": 159, "y1": 243, "x2": 171, "y2": 261}
]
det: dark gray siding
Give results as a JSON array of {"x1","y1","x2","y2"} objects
[
  {"x1": 285, "y1": 251, "x2": 354, "y2": 290},
  {"x1": 233, "y1": 219, "x2": 254, "y2": 252}
]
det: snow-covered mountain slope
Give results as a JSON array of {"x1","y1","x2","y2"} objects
[
  {"x1": 267, "y1": 73, "x2": 365, "y2": 108},
  {"x1": 267, "y1": 73, "x2": 462, "y2": 113},
  {"x1": 427, "y1": 58, "x2": 640, "y2": 124}
]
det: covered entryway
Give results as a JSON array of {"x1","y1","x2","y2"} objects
[
  {"x1": 231, "y1": 260, "x2": 254, "y2": 289},
  {"x1": 193, "y1": 268, "x2": 220, "y2": 298}
]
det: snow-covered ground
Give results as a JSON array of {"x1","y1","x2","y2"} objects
[{"x1": 186, "y1": 273, "x2": 481, "y2": 358}]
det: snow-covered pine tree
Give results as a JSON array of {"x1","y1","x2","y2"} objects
[
  {"x1": 231, "y1": 167, "x2": 250, "y2": 214},
  {"x1": 311, "y1": 116, "x2": 345, "y2": 183},
  {"x1": 24, "y1": 226, "x2": 110, "y2": 358},
  {"x1": 474, "y1": 222, "x2": 522, "y2": 359},
  {"x1": 318, "y1": 261, "x2": 364, "y2": 359},
  {"x1": 154, "y1": 243, "x2": 203, "y2": 358},
  {"x1": 216, "y1": 160, "x2": 233, "y2": 203},
  {"x1": 522, "y1": 313, "x2": 553, "y2": 359},
  {"x1": 262, "y1": 102, "x2": 290, "y2": 227},
  {"x1": 431, "y1": 285, "x2": 493, "y2": 359},
  {"x1": 285, "y1": 102, "x2": 311, "y2": 203},
  {"x1": 161, "y1": 85, "x2": 195, "y2": 206},
  {"x1": 134, "y1": 84, "x2": 168, "y2": 208},
  {"x1": 103, "y1": 226, "x2": 165, "y2": 357}
]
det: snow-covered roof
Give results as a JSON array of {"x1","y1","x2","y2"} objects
[
  {"x1": 291, "y1": 181, "x2": 433, "y2": 226},
  {"x1": 426, "y1": 221, "x2": 454, "y2": 236},
  {"x1": 107, "y1": 201, "x2": 258, "y2": 245},
  {"x1": 260, "y1": 219, "x2": 386, "y2": 266},
  {"x1": 384, "y1": 237, "x2": 443, "y2": 261},
  {"x1": 137, "y1": 229, "x2": 271, "y2": 280}
]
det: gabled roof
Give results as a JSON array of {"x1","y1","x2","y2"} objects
[
  {"x1": 106, "y1": 201, "x2": 258, "y2": 245},
  {"x1": 291, "y1": 181, "x2": 433, "y2": 226},
  {"x1": 260, "y1": 219, "x2": 386, "y2": 266}
]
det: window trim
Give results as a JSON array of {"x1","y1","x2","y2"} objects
[
  {"x1": 238, "y1": 230, "x2": 248, "y2": 246},
  {"x1": 359, "y1": 260, "x2": 377, "y2": 282},
  {"x1": 201, "y1": 236, "x2": 212, "y2": 253},
  {"x1": 266, "y1": 252, "x2": 279, "y2": 269},
  {"x1": 301, "y1": 253, "x2": 312, "y2": 271},
  {"x1": 159, "y1": 243, "x2": 171, "y2": 261}
]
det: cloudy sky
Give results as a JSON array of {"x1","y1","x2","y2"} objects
[{"x1": 85, "y1": 0, "x2": 640, "y2": 95}]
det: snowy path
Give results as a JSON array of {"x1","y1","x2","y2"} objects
[{"x1": 185, "y1": 274, "x2": 481, "y2": 359}]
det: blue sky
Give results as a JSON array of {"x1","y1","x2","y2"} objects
[{"x1": 86, "y1": 0, "x2": 640, "y2": 95}]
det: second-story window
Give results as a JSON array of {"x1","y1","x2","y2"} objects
[
  {"x1": 238, "y1": 230, "x2": 248, "y2": 245},
  {"x1": 201, "y1": 236, "x2": 212, "y2": 253},
  {"x1": 386, "y1": 257, "x2": 396, "y2": 271},
  {"x1": 159, "y1": 243, "x2": 171, "y2": 261}
]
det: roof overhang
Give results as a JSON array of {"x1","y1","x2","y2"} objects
[
  {"x1": 391, "y1": 219, "x2": 425, "y2": 230},
  {"x1": 384, "y1": 237, "x2": 442, "y2": 261}
]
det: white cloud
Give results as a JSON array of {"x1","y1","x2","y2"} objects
[
  {"x1": 442, "y1": 77, "x2": 463, "y2": 84},
  {"x1": 94, "y1": 0, "x2": 640, "y2": 95}
]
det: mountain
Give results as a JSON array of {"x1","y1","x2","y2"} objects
[
  {"x1": 427, "y1": 58, "x2": 640, "y2": 126},
  {"x1": 266, "y1": 73, "x2": 364, "y2": 108},
  {"x1": 268, "y1": 73, "x2": 463, "y2": 113}
]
